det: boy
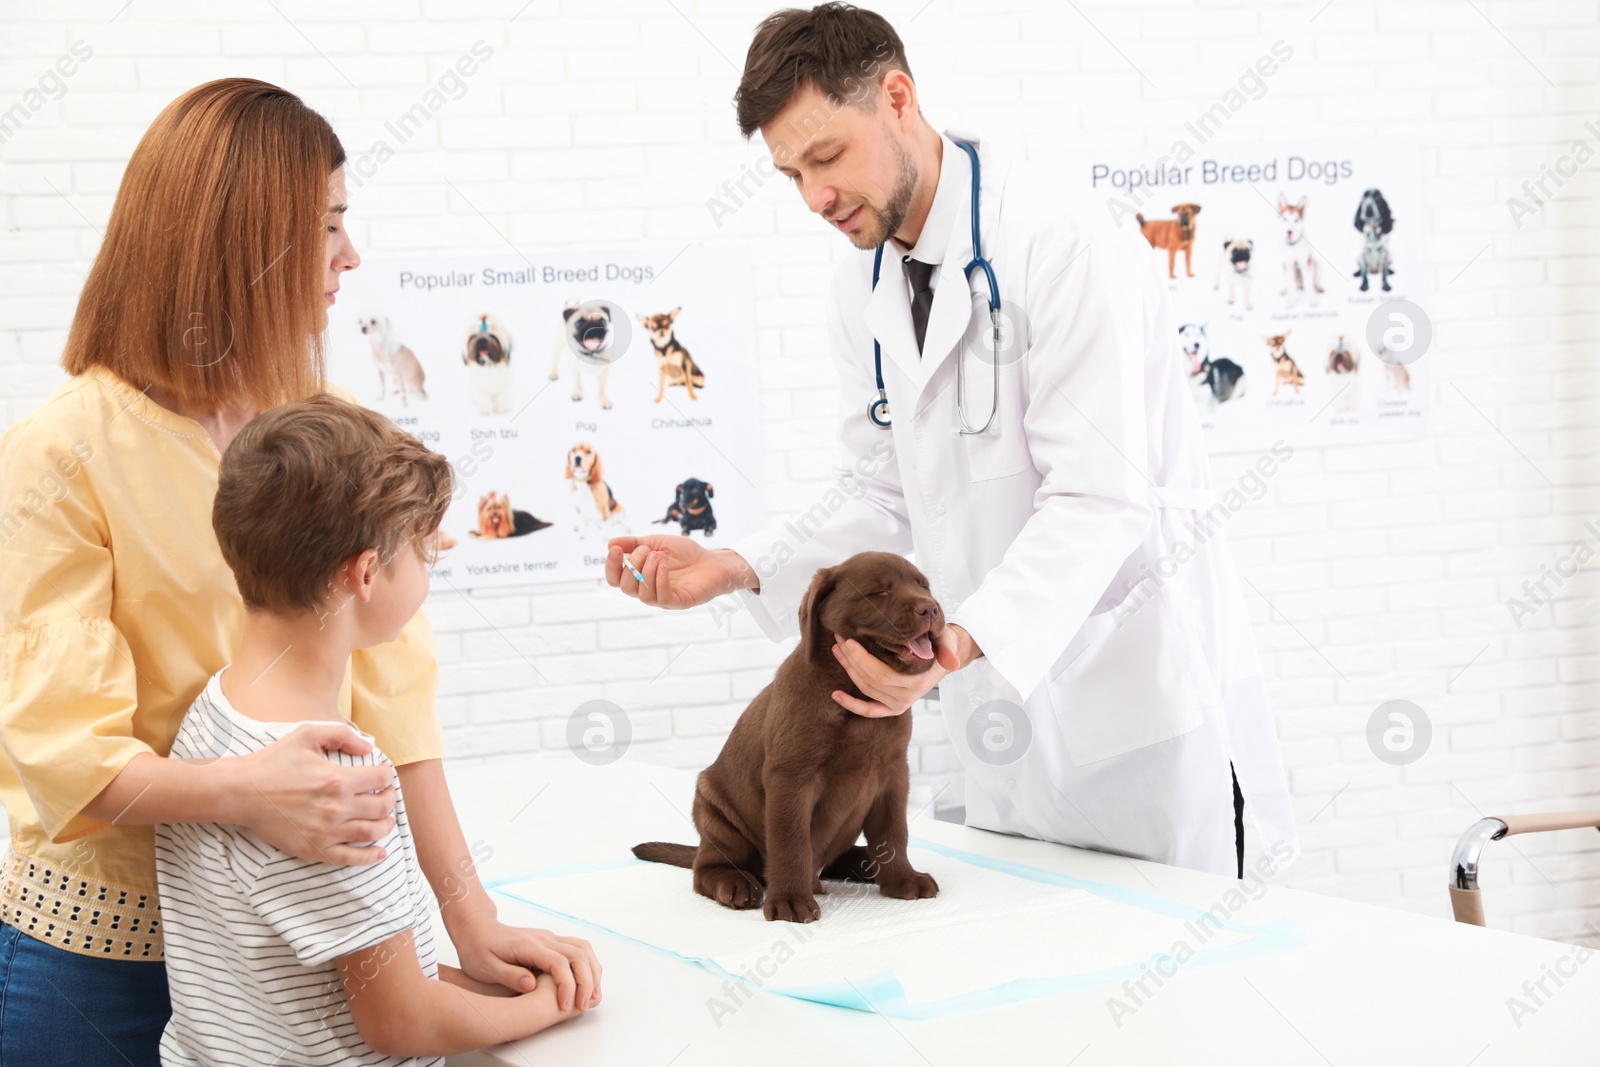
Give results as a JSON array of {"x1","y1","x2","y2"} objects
[{"x1": 155, "y1": 394, "x2": 595, "y2": 1065}]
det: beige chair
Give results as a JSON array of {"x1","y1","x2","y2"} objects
[{"x1": 1450, "y1": 812, "x2": 1600, "y2": 926}]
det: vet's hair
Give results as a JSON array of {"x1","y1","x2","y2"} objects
[
  {"x1": 213, "y1": 394, "x2": 452, "y2": 612},
  {"x1": 63, "y1": 78, "x2": 345, "y2": 409},
  {"x1": 734, "y1": 3, "x2": 910, "y2": 139}
]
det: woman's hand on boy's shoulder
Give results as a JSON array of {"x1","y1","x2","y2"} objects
[{"x1": 226, "y1": 722, "x2": 398, "y2": 864}]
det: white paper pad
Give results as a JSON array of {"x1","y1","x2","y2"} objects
[{"x1": 491, "y1": 840, "x2": 1297, "y2": 1018}]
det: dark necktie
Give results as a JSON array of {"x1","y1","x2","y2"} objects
[{"x1": 905, "y1": 256, "x2": 934, "y2": 355}]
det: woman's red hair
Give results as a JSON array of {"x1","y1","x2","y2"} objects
[{"x1": 63, "y1": 78, "x2": 345, "y2": 409}]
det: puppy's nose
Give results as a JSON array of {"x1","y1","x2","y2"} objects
[{"x1": 915, "y1": 601, "x2": 940, "y2": 624}]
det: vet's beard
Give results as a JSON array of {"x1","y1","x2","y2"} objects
[
  {"x1": 877, "y1": 135, "x2": 919, "y2": 243},
  {"x1": 845, "y1": 133, "x2": 919, "y2": 251}
]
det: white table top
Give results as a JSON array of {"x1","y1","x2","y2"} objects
[{"x1": 438, "y1": 754, "x2": 1598, "y2": 1067}]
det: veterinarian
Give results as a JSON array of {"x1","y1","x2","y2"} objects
[{"x1": 607, "y1": 3, "x2": 1298, "y2": 879}]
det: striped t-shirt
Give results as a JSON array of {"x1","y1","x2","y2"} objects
[{"x1": 154, "y1": 669, "x2": 443, "y2": 1067}]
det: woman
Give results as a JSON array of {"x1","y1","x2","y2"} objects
[{"x1": 0, "y1": 79, "x2": 598, "y2": 1065}]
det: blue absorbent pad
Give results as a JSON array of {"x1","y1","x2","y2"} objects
[{"x1": 489, "y1": 837, "x2": 1300, "y2": 1020}]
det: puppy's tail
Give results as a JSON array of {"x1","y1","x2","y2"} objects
[{"x1": 632, "y1": 841, "x2": 697, "y2": 868}]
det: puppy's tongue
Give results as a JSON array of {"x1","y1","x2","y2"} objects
[{"x1": 905, "y1": 634, "x2": 934, "y2": 660}]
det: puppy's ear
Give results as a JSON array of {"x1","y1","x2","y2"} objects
[
  {"x1": 705, "y1": 483, "x2": 714, "y2": 497},
  {"x1": 797, "y1": 565, "x2": 838, "y2": 663},
  {"x1": 669, "y1": 306, "x2": 681, "y2": 321},
  {"x1": 591, "y1": 451, "x2": 605, "y2": 485},
  {"x1": 564, "y1": 452, "x2": 573, "y2": 481}
]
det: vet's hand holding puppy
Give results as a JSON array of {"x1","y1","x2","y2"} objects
[
  {"x1": 607, "y1": 534, "x2": 969, "y2": 717},
  {"x1": 609, "y1": 4, "x2": 1298, "y2": 879}
]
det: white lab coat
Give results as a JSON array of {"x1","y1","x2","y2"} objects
[{"x1": 730, "y1": 131, "x2": 1298, "y2": 877}]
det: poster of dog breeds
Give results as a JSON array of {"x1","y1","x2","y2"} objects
[
  {"x1": 1072, "y1": 139, "x2": 1424, "y2": 452},
  {"x1": 322, "y1": 246, "x2": 763, "y2": 589}
]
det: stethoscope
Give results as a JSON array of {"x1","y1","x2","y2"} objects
[{"x1": 868, "y1": 138, "x2": 1000, "y2": 436}]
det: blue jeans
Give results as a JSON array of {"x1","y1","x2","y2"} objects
[{"x1": 0, "y1": 922, "x2": 169, "y2": 1067}]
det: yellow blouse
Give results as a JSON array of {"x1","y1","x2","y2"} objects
[{"x1": 0, "y1": 367, "x2": 445, "y2": 959}]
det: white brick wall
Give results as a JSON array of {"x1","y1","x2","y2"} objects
[{"x1": 3, "y1": 0, "x2": 1598, "y2": 943}]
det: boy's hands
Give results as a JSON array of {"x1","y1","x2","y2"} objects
[
  {"x1": 439, "y1": 965, "x2": 592, "y2": 1024},
  {"x1": 525, "y1": 970, "x2": 591, "y2": 1026},
  {"x1": 450, "y1": 911, "x2": 602, "y2": 1012},
  {"x1": 344, "y1": 932, "x2": 594, "y2": 1055}
]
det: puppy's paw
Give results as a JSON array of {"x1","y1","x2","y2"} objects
[
  {"x1": 763, "y1": 891, "x2": 821, "y2": 923},
  {"x1": 878, "y1": 871, "x2": 939, "y2": 900},
  {"x1": 696, "y1": 867, "x2": 763, "y2": 910}
]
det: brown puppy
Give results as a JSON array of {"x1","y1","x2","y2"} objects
[
  {"x1": 634, "y1": 551, "x2": 943, "y2": 923},
  {"x1": 1137, "y1": 203, "x2": 1202, "y2": 279}
]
